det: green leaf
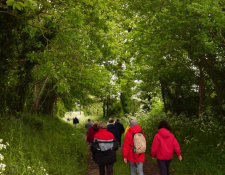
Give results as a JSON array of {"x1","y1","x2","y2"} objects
[
  {"x1": 15, "y1": 2, "x2": 23, "y2": 10},
  {"x1": 6, "y1": 0, "x2": 14, "y2": 6}
]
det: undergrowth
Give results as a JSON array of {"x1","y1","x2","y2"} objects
[
  {"x1": 134, "y1": 110, "x2": 225, "y2": 175},
  {"x1": 0, "y1": 114, "x2": 87, "y2": 175}
]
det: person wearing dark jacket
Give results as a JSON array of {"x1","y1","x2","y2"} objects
[
  {"x1": 107, "y1": 119, "x2": 120, "y2": 143},
  {"x1": 123, "y1": 119, "x2": 145, "y2": 175},
  {"x1": 151, "y1": 120, "x2": 182, "y2": 175},
  {"x1": 87, "y1": 121, "x2": 99, "y2": 144},
  {"x1": 73, "y1": 116, "x2": 79, "y2": 128},
  {"x1": 91, "y1": 122, "x2": 118, "y2": 175},
  {"x1": 114, "y1": 118, "x2": 124, "y2": 146}
]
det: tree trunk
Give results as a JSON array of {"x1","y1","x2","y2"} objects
[
  {"x1": 31, "y1": 73, "x2": 49, "y2": 112},
  {"x1": 33, "y1": 65, "x2": 39, "y2": 111},
  {"x1": 50, "y1": 97, "x2": 57, "y2": 117}
]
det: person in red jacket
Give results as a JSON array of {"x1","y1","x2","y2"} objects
[
  {"x1": 91, "y1": 122, "x2": 118, "y2": 175},
  {"x1": 151, "y1": 120, "x2": 182, "y2": 175},
  {"x1": 86, "y1": 121, "x2": 98, "y2": 145},
  {"x1": 123, "y1": 119, "x2": 145, "y2": 175}
]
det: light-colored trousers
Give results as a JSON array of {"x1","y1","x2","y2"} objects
[{"x1": 129, "y1": 162, "x2": 144, "y2": 175}]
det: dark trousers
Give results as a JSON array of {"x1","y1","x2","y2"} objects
[
  {"x1": 99, "y1": 163, "x2": 114, "y2": 175},
  {"x1": 157, "y1": 159, "x2": 171, "y2": 175}
]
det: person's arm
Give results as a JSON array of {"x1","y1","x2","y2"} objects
[
  {"x1": 90, "y1": 139, "x2": 98, "y2": 153},
  {"x1": 113, "y1": 138, "x2": 119, "y2": 151},
  {"x1": 122, "y1": 132, "x2": 130, "y2": 163},
  {"x1": 173, "y1": 137, "x2": 182, "y2": 161},
  {"x1": 150, "y1": 134, "x2": 159, "y2": 159}
]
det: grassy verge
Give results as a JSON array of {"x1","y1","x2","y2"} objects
[{"x1": 0, "y1": 114, "x2": 87, "y2": 175}]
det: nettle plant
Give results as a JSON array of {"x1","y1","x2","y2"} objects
[{"x1": 0, "y1": 139, "x2": 8, "y2": 174}]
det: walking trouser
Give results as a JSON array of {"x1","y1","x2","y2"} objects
[
  {"x1": 157, "y1": 159, "x2": 171, "y2": 175},
  {"x1": 99, "y1": 163, "x2": 114, "y2": 175},
  {"x1": 129, "y1": 161, "x2": 144, "y2": 175}
]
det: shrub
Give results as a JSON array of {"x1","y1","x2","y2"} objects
[{"x1": 138, "y1": 111, "x2": 225, "y2": 175}]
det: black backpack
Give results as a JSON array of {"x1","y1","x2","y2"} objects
[{"x1": 91, "y1": 139, "x2": 119, "y2": 165}]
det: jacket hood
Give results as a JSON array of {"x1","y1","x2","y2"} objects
[
  {"x1": 107, "y1": 124, "x2": 116, "y2": 128},
  {"x1": 92, "y1": 124, "x2": 98, "y2": 130},
  {"x1": 128, "y1": 124, "x2": 142, "y2": 133},
  {"x1": 157, "y1": 128, "x2": 171, "y2": 138}
]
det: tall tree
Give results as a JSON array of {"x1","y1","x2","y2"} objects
[{"x1": 121, "y1": 0, "x2": 225, "y2": 116}]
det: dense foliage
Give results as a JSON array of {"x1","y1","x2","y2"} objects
[
  {"x1": 1, "y1": 0, "x2": 225, "y2": 118},
  {"x1": 124, "y1": 0, "x2": 225, "y2": 116}
]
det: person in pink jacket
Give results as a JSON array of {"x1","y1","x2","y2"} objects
[
  {"x1": 123, "y1": 119, "x2": 145, "y2": 175},
  {"x1": 151, "y1": 120, "x2": 182, "y2": 175}
]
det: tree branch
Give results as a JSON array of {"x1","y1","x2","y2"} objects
[{"x1": 0, "y1": 10, "x2": 55, "y2": 31}]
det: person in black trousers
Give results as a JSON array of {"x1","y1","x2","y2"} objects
[
  {"x1": 114, "y1": 118, "x2": 125, "y2": 146},
  {"x1": 73, "y1": 116, "x2": 79, "y2": 128},
  {"x1": 107, "y1": 119, "x2": 120, "y2": 143}
]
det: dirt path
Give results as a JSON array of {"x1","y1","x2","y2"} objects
[
  {"x1": 83, "y1": 134, "x2": 99, "y2": 175},
  {"x1": 86, "y1": 145, "x2": 99, "y2": 175},
  {"x1": 83, "y1": 134, "x2": 161, "y2": 175},
  {"x1": 143, "y1": 157, "x2": 160, "y2": 175}
]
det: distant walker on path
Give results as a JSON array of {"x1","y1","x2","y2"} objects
[
  {"x1": 85, "y1": 119, "x2": 93, "y2": 134},
  {"x1": 73, "y1": 116, "x2": 79, "y2": 128},
  {"x1": 114, "y1": 118, "x2": 124, "y2": 146},
  {"x1": 67, "y1": 117, "x2": 70, "y2": 123},
  {"x1": 107, "y1": 119, "x2": 120, "y2": 144}
]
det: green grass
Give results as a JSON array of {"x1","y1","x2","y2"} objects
[
  {"x1": 114, "y1": 149, "x2": 130, "y2": 174},
  {"x1": 0, "y1": 114, "x2": 87, "y2": 175}
]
